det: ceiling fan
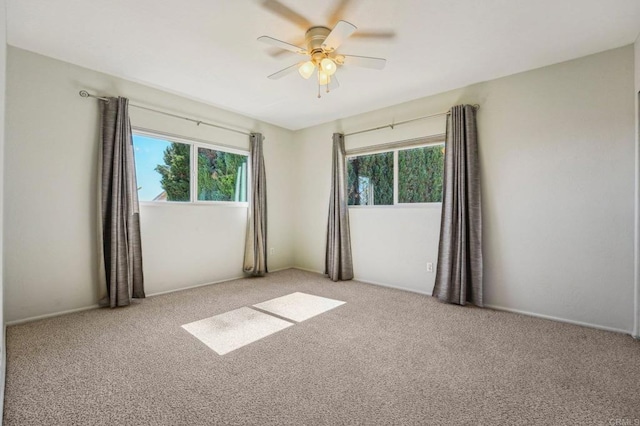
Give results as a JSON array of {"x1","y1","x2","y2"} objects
[{"x1": 258, "y1": 17, "x2": 387, "y2": 98}]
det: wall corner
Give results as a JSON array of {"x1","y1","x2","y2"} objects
[{"x1": 633, "y1": 33, "x2": 640, "y2": 339}]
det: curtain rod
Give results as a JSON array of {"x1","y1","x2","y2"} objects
[
  {"x1": 78, "y1": 90, "x2": 252, "y2": 136},
  {"x1": 346, "y1": 133, "x2": 446, "y2": 156},
  {"x1": 344, "y1": 104, "x2": 480, "y2": 137}
]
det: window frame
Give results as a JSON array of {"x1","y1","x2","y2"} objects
[
  {"x1": 345, "y1": 140, "x2": 445, "y2": 208},
  {"x1": 132, "y1": 127, "x2": 250, "y2": 206}
]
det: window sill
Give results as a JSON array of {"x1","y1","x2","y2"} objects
[
  {"x1": 139, "y1": 201, "x2": 249, "y2": 208},
  {"x1": 348, "y1": 203, "x2": 442, "y2": 209}
]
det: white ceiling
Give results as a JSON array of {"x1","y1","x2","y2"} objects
[{"x1": 6, "y1": 0, "x2": 640, "y2": 130}]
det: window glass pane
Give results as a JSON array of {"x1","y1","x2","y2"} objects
[
  {"x1": 197, "y1": 147, "x2": 248, "y2": 202},
  {"x1": 347, "y1": 152, "x2": 394, "y2": 205},
  {"x1": 398, "y1": 145, "x2": 444, "y2": 203},
  {"x1": 133, "y1": 134, "x2": 191, "y2": 202}
]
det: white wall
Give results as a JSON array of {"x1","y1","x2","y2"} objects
[
  {"x1": 293, "y1": 115, "x2": 447, "y2": 294},
  {"x1": 3, "y1": 44, "x2": 636, "y2": 335},
  {"x1": 0, "y1": 0, "x2": 6, "y2": 417},
  {"x1": 634, "y1": 35, "x2": 640, "y2": 339},
  {"x1": 4, "y1": 47, "x2": 295, "y2": 322},
  {"x1": 293, "y1": 46, "x2": 636, "y2": 333}
]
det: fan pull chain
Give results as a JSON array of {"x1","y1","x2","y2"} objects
[
  {"x1": 317, "y1": 80, "x2": 321, "y2": 99},
  {"x1": 326, "y1": 76, "x2": 330, "y2": 93}
]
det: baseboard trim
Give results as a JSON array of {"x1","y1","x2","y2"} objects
[
  {"x1": 146, "y1": 275, "x2": 246, "y2": 298},
  {"x1": 6, "y1": 304, "x2": 101, "y2": 326},
  {"x1": 291, "y1": 267, "x2": 324, "y2": 275},
  {"x1": 0, "y1": 324, "x2": 6, "y2": 426},
  {"x1": 484, "y1": 303, "x2": 630, "y2": 335},
  {"x1": 147, "y1": 267, "x2": 296, "y2": 297},
  {"x1": 8, "y1": 267, "x2": 631, "y2": 337},
  {"x1": 291, "y1": 268, "x2": 630, "y2": 335},
  {"x1": 353, "y1": 276, "x2": 433, "y2": 297},
  {"x1": 268, "y1": 266, "x2": 296, "y2": 273},
  {"x1": 290, "y1": 268, "x2": 434, "y2": 296},
  {"x1": 7, "y1": 269, "x2": 298, "y2": 326}
]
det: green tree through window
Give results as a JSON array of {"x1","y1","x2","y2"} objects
[
  {"x1": 153, "y1": 142, "x2": 247, "y2": 202},
  {"x1": 347, "y1": 152, "x2": 394, "y2": 205},
  {"x1": 155, "y1": 142, "x2": 191, "y2": 201},
  {"x1": 347, "y1": 144, "x2": 444, "y2": 205},
  {"x1": 197, "y1": 147, "x2": 247, "y2": 202},
  {"x1": 398, "y1": 145, "x2": 444, "y2": 203}
]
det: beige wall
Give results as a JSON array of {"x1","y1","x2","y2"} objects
[
  {"x1": 635, "y1": 36, "x2": 640, "y2": 338},
  {"x1": 4, "y1": 47, "x2": 296, "y2": 322},
  {"x1": 0, "y1": 0, "x2": 6, "y2": 414},
  {"x1": 293, "y1": 46, "x2": 636, "y2": 333},
  {"x1": 4, "y1": 44, "x2": 636, "y2": 335}
]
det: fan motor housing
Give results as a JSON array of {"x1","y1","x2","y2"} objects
[{"x1": 305, "y1": 26, "x2": 331, "y2": 52}]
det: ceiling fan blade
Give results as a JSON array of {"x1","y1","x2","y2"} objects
[
  {"x1": 267, "y1": 62, "x2": 303, "y2": 80},
  {"x1": 327, "y1": 0, "x2": 354, "y2": 26},
  {"x1": 351, "y1": 30, "x2": 396, "y2": 40},
  {"x1": 267, "y1": 48, "x2": 294, "y2": 58},
  {"x1": 258, "y1": 36, "x2": 307, "y2": 55},
  {"x1": 261, "y1": 0, "x2": 312, "y2": 30},
  {"x1": 328, "y1": 75, "x2": 340, "y2": 91},
  {"x1": 267, "y1": 36, "x2": 306, "y2": 58},
  {"x1": 340, "y1": 54, "x2": 386, "y2": 70},
  {"x1": 322, "y1": 20, "x2": 357, "y2": 51}
]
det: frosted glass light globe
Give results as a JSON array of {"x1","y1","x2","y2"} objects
[
  {"x1": 298, "y1": 61, "x2": 315, "y2": 79},
  {"x1": 320, "y1": 58, "x2": 337, "y2": 76},
  {"x1": 318, "y1": 71, "x2": 330, "y2": 85}
]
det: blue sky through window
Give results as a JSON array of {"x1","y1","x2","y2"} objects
[{"x1": 132, "y1": 134, "x2": 172, "y2": 201}]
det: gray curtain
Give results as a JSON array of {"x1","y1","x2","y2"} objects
[
  {"x1": 325, "y1": 133, "x2": 354, "y2": 281},
  {"x1": 432, "y1": 104, "x2": 483, "y2": 306},
  {"x1": 98, "y1": 97, "x2": 145, "y2": 308},
  {"x1": 243, "y1": 133, "x2": 268, "y2": 276}
]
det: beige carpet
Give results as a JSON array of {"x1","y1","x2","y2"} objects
[{"x1": 4, "y1": 269, "x2": 640, "y2": 425}]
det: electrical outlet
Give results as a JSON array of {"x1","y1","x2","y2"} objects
[
  {"x1": 427, "y1": 262, "x2": 434, "y2": 272},
  {"x1": 269, "y1": 247, "x2": 275, "y2": 255}
]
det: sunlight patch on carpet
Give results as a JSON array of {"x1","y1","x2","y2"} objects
[
  {"x1": 181, "y1": 307, "x2": 294, "y2": 355},
  {"x1": 253, "y1": 292, "x2": 346, "y2": 322}
]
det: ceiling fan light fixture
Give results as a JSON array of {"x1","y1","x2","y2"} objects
[
  {"x1": 320, "y1": 57, "x2": 337, "y2": 76},
  {"x1": 259, "y1": 19, "x2": 387, "y2": 96},
  {"x1": 298, "y1": 61, "x2": 315, "y2": 79}
]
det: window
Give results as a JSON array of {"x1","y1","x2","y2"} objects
[
  {"x1": 197, "y1": 147, "x2": 248, "y2": 202},
  {"x1": 132, "y1": 131, "x2": 248, "y2": 204},
  {"x1": 398, "y1": 145, "x2": 444, "y2": 203},
  {"x1": 347, "y1": 142, "x2": 444, "y2": 206},
  {"x1": 347, "y1": 152, "x2": 394, "y2": 205}
]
